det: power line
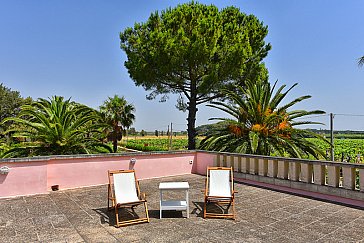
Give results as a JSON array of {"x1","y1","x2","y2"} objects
[
  {"x1": 296, "y1": 114, "x2": 329, "y2": 119},
  {"x1": 173, "y1": 123, "x2": 186, "y2": 126},
  {"x1": 297, "y1": 113, "x2": 364, "y2": 119},
  {"x1": 334, "y1": 113, "x2": 364, "y2": 117}
]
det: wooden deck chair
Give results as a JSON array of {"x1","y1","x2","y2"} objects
[
  {"x1": 203, "y1": 167, "x2": 236, "y2": 219},
  {"x1": 107, "y1": 170, "x2": 149, "y2": 227}
]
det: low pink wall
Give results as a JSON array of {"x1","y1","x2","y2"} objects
[
  {"x1": 0, "y1": 152, "x2": 197, "y2": 198},
  {"x1": 0, "y1": 160, "x2": 48, "y2": 197},
  {"x1": 47, "y1": 153, "x2": 196, "y2": 190},
  {"x1": 194, "y1": 152, "x2": 216, "y2": 175}
]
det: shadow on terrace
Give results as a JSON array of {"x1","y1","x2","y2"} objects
[{"x1": 1, "y1": 173, "x2": 364, "y2": 242}]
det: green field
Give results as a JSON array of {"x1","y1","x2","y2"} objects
[
  {"x1": 121, "y1": 136, "x2": 190, "y2": 152},
  {"x1": 122, "y1": 136, "x2": 364, "y2": 163},
  {"x1": 307, "y1": 138, "x2": 364, "y2": 162}
]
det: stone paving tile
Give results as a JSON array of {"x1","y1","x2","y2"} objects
[
  {"x1": 1, "y1": 235, "x2": 39, "y2": 243},
  {"x1": 76, "y1": 226, "x2": 118, "y2": 242},
  {"x1": 253, "y1": 204, "x2": 286, "y2": 214},
  {"x1": 331, "y1": 225, "x2": 364, "y2": 241},
  {"x1": 320, "y1": 214, "x2": 355, "y2": 227},
  {"x1": 0, "y1": 174, "x2": 363, "y2": 243},
  {"x1": 37, "y1": 227, "x2": 83, "y2": 242},
  {"x1": 269, "y1": 235, "x2": 294, "y2": 243},
  {"x1": 303, "y1": 220, "x2": 341, "y2": 235},
  {"x1": 330, "y1": 217, "x2": 364, "y2": 242},
  {"x1": 273, "y1": 198, "x2": 298, "y2": 208},
  {"x1": 263, "y1": 208, "x2": 293, "y2": 220},
  {"x1": 285, "y1": 212, "x2": 321, "y2": 226},
  {"x1": 246, "y1": 226, "x2": 283, "y2": 242},
  {"x1": 269, "y1": 219, "x2": 303, "y2": 233},
  {"x1": 316, "y1": 234, "x2": 359, "y2": 243},
  {"x1": 0, "y1": 225, "x2": 16, "y2": 238},
  {"x1": 281, "y1": 205, "x2": 307, "y2": 214},
  {"x1": 303, "y1": 206, "x2": 337, "y2": 219},
  {"x1": 245, "y1": 214, "x2": 278, "y2": 227},
  {"x1": 287, "y1": 227, "x2": 325, "y2": 242}
]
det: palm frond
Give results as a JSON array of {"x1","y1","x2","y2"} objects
[{"x1": 199, "y1": 79, "x2": 326, "y2": 159}]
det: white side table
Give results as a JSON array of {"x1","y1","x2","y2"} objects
[{"x1": 159, "y1": 182, "x2": 190, "y2": 219}]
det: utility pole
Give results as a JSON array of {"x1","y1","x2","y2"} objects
[
  {"x1": 330, "y1": 113, "x2": 334, "y2": 161},
  {"x1": 169, "y1": 122, "x2": 173, "y2": 150}
]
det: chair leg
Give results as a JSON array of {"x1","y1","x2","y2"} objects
[
  {"x1": 232, "y1": 199, "x2": 236, "y2": 220},
  {"x1": 107, "y1": 186, "x2": 110, "y2": 210},
  {"x1": 115, "y1": 206, "x2": 120, "y2": 227},
  {"x1": 107, "y1": 184, "x2": 115, "y2": 211},
  {"x1": 203, "y1": 198, "x2": 207, "y2": 218},
  {"x1": 227, "y1": 202, "x2": 232, "y2": 215},
  {"x1": 144, "y1": 201, "x2": 150, "y2": 222}
]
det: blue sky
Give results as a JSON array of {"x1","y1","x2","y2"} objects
[{"x1": 1, "y1": 0, "x2": 363, "y2": 132}]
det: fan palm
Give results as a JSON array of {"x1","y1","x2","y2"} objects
[
  {"x1": 99, "y1": 95, "x2": 135, "y2": 153},
  {"x1": 199, "y1": 80, "x2": 328, "y2": 159},
  {"x1": 2, "y1": 96, "x2": 111, "y2": 158}
]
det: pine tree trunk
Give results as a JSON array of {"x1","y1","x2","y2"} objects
[{"x1": 187, "y1": 95, "x2": 197, "y2": 150}]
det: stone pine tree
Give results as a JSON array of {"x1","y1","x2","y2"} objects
[{"x1": 120, "y1": 2, "x2": 271, "y2": 149}]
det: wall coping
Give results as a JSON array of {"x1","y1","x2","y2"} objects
[
  {"x1": 0, "y1": 150, "x2": 195, "y2": 163},
  {"x1": 198, "y1": 150, "x2": 364, "y2": 169},
  {"x1": 1, "y1": 149, "x2": 364, "y2": 169}
]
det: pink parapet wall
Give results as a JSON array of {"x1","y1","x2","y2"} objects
[
  {"x1": 0, "y1": 160, "x2": 48, "y2": 197},
  {"x1": 47, "y1": 152, "x2": 196, "y2": 190},
  {"x1": 0, "y1": 152, "x2": 197, "y2": 198},
  {"x1": 194, "y1": 152, "x2": 217, "y2": 175}
]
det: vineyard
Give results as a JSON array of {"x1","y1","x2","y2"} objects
[
  {"x1": 121, "y1": 136, "x2": 191, "y2": 152},
  {"x1": 122, "y1": 136, "x2": 364, "y2": 163},
  {"x1": 308, "y1": 138, "x2": 364, "y2": 162}
]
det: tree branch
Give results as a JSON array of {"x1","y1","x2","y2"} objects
[{"x1": 196, "y1": 94, "x2": 222, "y2": 105}]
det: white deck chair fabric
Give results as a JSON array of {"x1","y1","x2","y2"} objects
[
  {"x1": 208, "y1": 169, "x2": 231, "y2": 197},
  {"x1": 113, "y1": 172, "x2": 140, "y2": 204}
]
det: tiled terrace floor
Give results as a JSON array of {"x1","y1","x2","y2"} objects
[{"x1": 0, "y1": 174, "x2": 364, "y2": 243}]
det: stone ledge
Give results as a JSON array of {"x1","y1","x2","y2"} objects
[
  {"x1": 0, "y1": 150, "x2": 196, "y2": 163},
  {"x1": 211, "y1": 151, "x2": 364, "y2": 169}
]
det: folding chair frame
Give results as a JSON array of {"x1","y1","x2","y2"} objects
[
  {"x1": 203, "y1": 167, "x2": 236, "y2": 220},
  {"x1": 107, "y1": 170, "x2": 150, "y2": 227}
]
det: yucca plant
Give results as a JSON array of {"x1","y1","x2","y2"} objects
[
  {"x1": 199, "y1": 80, "x2": 329, "y2": 159},
  {"x1": 2, "y1": 96, "x2": 111, "y2": 158}
]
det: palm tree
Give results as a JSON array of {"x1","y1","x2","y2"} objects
[
  {"x1": 2, "y1": 96, "x2": 111, "y2": 158},
  {"x1": 199, "y1": 80, "x2": 328, "y2": 159},
  {"x1": 359, "y1": 56, "x2": 364, "y2": 67},
  {"x1": 99, "y1": 95, "x2": 135, "y2": 153}
]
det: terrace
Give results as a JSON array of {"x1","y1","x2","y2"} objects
[{"x1": 0, "y1": 151, "x2": 364, "y2": 242}]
